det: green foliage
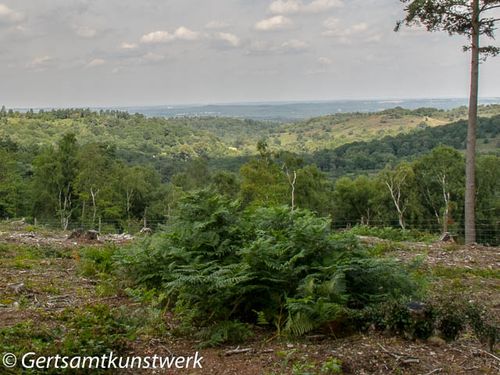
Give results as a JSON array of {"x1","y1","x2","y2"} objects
[
  {"x1": 0, "y1": 304, "x2": 133, "y2": 374},
  {"x1": 272, "y1": 352, "x2": 343, "y2": 375},
  {"x1": 476, "y1": 154, "x2": 500, "y2": 245},
  {"x1": 1, "y1": 108, "x2": 499, "y2": 244},
  {"x1": 312, "y1": 115, "x2": 500, "y2": 176},
  {"x1": 413, "y1": 146, "x2": 465, "y2": 233},
  {"x1": 321, "y1": 357, "x2": 343, "y2": 374},
  {"x1": 58, "y1": 304, "x2": 132, "y2": 356},
  {"x1": 467, "y1": 303, "x2": 498, "y2": 351},
  {"x1": 348, "y1": 225, "x2": 437, "y2": 242},
  {"x1": 78, "y1": 245, "x2": 117, "y2": 277},
  {"x1": 433, "y1": 297, "x2": 468, "y2": 342},
  {"x1": 332, "y1": 176, "x2": 382, "y2": 227},
  {"x1": 118, "y1": 191, "x2": 423, "y2": 344},
  {"x1": 196, "y1": 321, "x2": 253, "y2": 348},
  {"x1": 365, "y1": 299, "x2": 436, "y2": 340},
  {"x1": 432, "y1": 266, "x2": 500, "y2": 279},
  {"x1": 350, "y1": 294, "x2": 498, "y2": 345},
  {"x1": 240, "y1": 155, "x2": 288, "y2": 206}
]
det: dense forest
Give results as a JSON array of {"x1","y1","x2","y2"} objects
[{"x1": 0, "y1": 107, "x2": 498, "y2": 244}]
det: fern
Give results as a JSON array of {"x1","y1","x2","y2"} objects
[{"x1": 117, "y1": 191, "x2": 424, "y2": 342}]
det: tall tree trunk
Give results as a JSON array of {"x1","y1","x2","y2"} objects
[
  {"x1": 81, "y1": 200, "x2": 86, "y2": 228},
  {"x1": 465, "y1": 0, "x2": 480, "y2": 244},
  {"x1": 440, "y1": 174, "x2": 450, "y2": 234},
  {"x1": 385, "y1": 179, "x2": 406, "y2": 230},
  {"x1": 90, "y1": 187, "x2": 98, "y2": 228},
  {"x1": 286, "y1": 170, "x2": 297, "y2": 211}
]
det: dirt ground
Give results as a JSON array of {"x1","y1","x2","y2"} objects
[{"x1": 1, "y1": 229, "x2": 499, "y2": 374}]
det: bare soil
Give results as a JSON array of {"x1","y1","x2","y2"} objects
[{"x1": 1, "y1": 231, "x2": 499, "y2": 374}]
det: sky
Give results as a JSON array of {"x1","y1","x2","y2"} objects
[{"x1": 0, "y1": 0, "x2": 499, "y2": 108}]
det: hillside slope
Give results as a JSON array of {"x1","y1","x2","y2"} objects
[
  {"x1": 1, "y1": 105, "x2": 499, "y2": 163},
  {"x1": 310, "y1": 115, "x2": 500, "y2": 176}
]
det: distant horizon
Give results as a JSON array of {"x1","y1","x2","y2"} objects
[
  {"x1": 9, "y1": 96, "x2": 500, "y2": 111},
  {"x1": 8, "y1": 97, "x2": 500, "y2": 122}
]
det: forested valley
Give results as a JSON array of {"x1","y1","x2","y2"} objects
[{"x1": 1, "y1": 106, "x2": 498, "y2": 244}]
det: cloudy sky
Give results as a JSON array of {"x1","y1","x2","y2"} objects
[{"x1": 1, "y1": 0, "x2": 499, "y2": 107}]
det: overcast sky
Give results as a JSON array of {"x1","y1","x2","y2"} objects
[{"x1": 1, "y1": 0, "x2": 499, "y2": 107}]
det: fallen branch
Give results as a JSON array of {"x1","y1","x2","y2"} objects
[
  {"x1": 474, "y1": 348, "x2": 500, "y2": 363},
  {"x1": 422, "y1": 368, "x2": 442, "y2": 375},
  {"x1": 377, "y1": 343, "x2": 420, "y2": 364},
  {"x1": 401, "y1": 358, "x2": 420, "y2": 364},
  {"x1": 224, "y1": 347, "x2": 253, "y2": 356}
]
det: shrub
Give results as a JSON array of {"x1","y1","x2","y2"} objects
[
  {"x1": 467, "y1": 303, "x2": 498, "y2": 351},
  {"x1": 365, "y1": 299, "x2": 436, "y2": 340},
  {"x1": 196, "y1": 321, "x2": 253, "y2": 348},
  {"x1": 433, "y1": 296, "x2": 468, "y2": 342},
  {"x1": 78, "y1": 245, "x2": 117, "y2": 277},
  {"x1": 350, "y1": 294, "x2": 498, "y2": 346},
  {"x1": 117, "y1": 191, "x2": 424, "y2": 345}
]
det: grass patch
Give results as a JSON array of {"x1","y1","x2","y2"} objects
[
  {"x1": 432, "y1": 266, "x2": 500, "y2": 280},
  {"x1": 78, "y1": 245, "x2": 117, "y2": 276},
  {"x1": 0, "y1": 304, "x2": 137, "y2": 374},
  {"x1": 0, "y1": 244, "x2": 71, "y2": 260},
  {"x1": 269, "y1": 350, "x2": 343, "y2": 375},
  {"x1": 348, "y1": 225, "x2": 437, "y2": 243},
  {"x1": 367, "y1": 241, "x2": 406, "y2": 256}
]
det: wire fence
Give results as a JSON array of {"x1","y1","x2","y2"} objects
[{"x1": 1, "y1": 218, "x2": 498, "y2": 241}]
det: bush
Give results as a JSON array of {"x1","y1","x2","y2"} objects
[
  {"x1": 78, "y1": 245, "x2": 117, "y2": 277},
  {"x1": 350, "y1": 294, "x2": 498, "y2": 346},
  {"x1": 362, "y1": 299, "x2": 436, "y2": 340},
  {"x1": 117, "y1": 191, "x2": 424, "y2": 345},
  {"x1": 467, "y1": 303, "x2": 498, "y2": 351},
  {"x1": 434, "y1": 299, "x2": 468, "y2": 341},
  {"x1": 196, "y1": 321, "x2": 253, "y2": 348}
]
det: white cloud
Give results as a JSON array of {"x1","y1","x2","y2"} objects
[
  {"x1": 349, "y1": 23, "x2": 368, "y2": 34},
  {"x1": 269, "y1": 0, "x2": 301, "y2": 14},
  {"x1": 205, "y1": 20, "x2": 230, "y2": 30},
  {"x1": 269, "y1": 0, "x2": 343, "y2": 14},
  {"x1": 281, "y1": 39, "x2": 308, "y2": 51},
  {"x1": 322, "y1": 19, "x2": 370, "y2": 41},
  {"x1": 26, "y1": 56, "x2": 52, "y2": 70},
  {"x1": 140, "y1": 30, "x2": 173, "y2": 44},
  {"x1": 306, "y1": 0, "x2": 343, "y2": 13},
  {"x1": 0, "y1": 4, "x2": 24, "y2": 23},
  {"x1": 215, "y1": 32, "x2": 241, "y2": 47},
  {"x1": 255, "y1": 15, "x2": 292, "y2": 31},
  {"x1": 73, "y1": 26, "x2": 97, "y2": 38},
  {"x1": 174, "y1": 26, "x2": 199, "y2": 41},
  {"x1": 87, "y1": 58, "x2": 106, "y2": 68},
  {"x1": 120, "y1": 42, "x2": 138, "y2": 50},
  {"x1": 247, "y1": 39, "x2": 308, "y2": 54},
  {"x1": 140, "y1": 27, "x2": 199, "y2": 44}
]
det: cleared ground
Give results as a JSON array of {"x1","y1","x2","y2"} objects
[{"x1": 1, "y1": 227, "x2": 498, "y2": 374}]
